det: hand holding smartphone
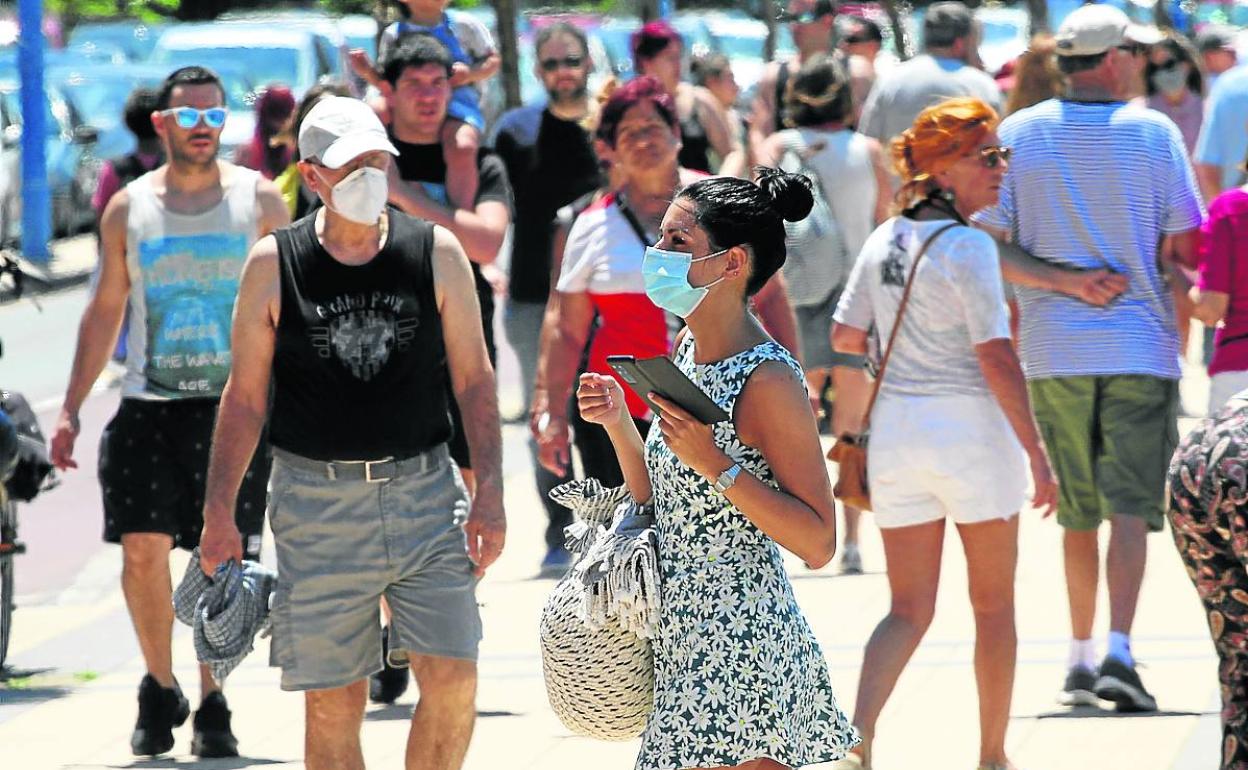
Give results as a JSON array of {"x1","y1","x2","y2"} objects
[{"x1": 606, "y1": 355, "x2": 729, "y2": 424}]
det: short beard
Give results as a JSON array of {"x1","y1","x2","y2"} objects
[
  {"x1": 548, "y1": 84, "x2": 588, "y2": 107},
  {"x1": 167, "y1": 140, "x2": 219, "y2": 171}
]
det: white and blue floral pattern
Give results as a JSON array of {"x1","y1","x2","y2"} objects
[{"x1": 636, "y1": 336, "x2": 859, "y2": 770}]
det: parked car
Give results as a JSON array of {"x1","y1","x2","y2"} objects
[
  {"x1": 0, "y1": 80, "x2": 100, "y2": 243},
  {"x1": 151, "y1": 23, "x2": 334, "y2": 99},
  {"x1": 52, "y1": 63, "x2": 166, "y2": 163},
  {"x1": 66, "y1": 20, "x2": 166, "y2": 62},
  {"x1": 216, "y1": 11, "x2": 354, "y2": 92},
  {"x1": 976, "y1": 5, "x2": 1030, "y2": 76},
  {"x1": 338, "y1": 13, "x2": 380, "y2": 59}
]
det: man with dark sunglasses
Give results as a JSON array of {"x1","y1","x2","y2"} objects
[
  {"x1": 489, "y1": 22, "x2": 602, "y2": 579},
  {"x1": 48, "y1": 64, "x2": 289, "y2": 759}
]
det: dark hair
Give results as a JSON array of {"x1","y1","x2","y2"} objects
[
  {"x1": 292, "y1": 82, "x2": 353, "y2": 161},
  {"x1": 1144, "y1": 35, "x2": 1204, "y2": 97},
  {"x1": 838, "y1": 15, "x2": 883, "y2": 44},
  {"x1": 158, "y1": 65, "x2": 225, "y2": 110},
  {"x1": 784, "y1": 53, "x2": 853, "y2": 127},
  {"x1": 536, "y1": 21, "x2": 590, "y2": 60},
  {"x1": 690, "y1": 52, "x2": 732, "y2": 88},
  {"x1": 923, "y1": 1, "x2": 974, "y2": 49},
  {"x1": 595, "y1": 76, "x2": 677, "y2": 147},
  {"x1": 678, "y1": 168, "x2": 814, "y2": 296},
  {"x1": 382, "y1": 33, "x2": 454, "y2": 85},
  {"x1": 124, "y1": 86, "x2": 161, "y2": 141},
  {"x1": 1056, "y1": 50, "x2": 1108, "y2": 76},
  {"x1": 631, "y1": 20, "x2": 682, "y2": 74}
]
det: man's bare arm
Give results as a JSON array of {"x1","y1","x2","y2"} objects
[
  {"x1": 199, "y1": 237, "x2": 280, "y2": 572},
  {"x1": 432, "y1": 226, "x2": 505, "y2": 573},
  {"x1": 255, "y1": 177, "x2": 293, "y2": 236},
  {"x1": 388, "y1": 170, "x2": 508, "y2": 266},
  {"x1": 1195, "y1": 162, "x2": 1222, "y2": 208},
  {"x1": 977, "y1": 223, "x2": 1129, "y2": 306}
]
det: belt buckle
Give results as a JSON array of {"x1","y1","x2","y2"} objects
[{"x1": 365, "y1": 457, "x2": 394, "y2": 483}]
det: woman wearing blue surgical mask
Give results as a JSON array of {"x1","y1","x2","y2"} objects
[{"x1": 575, "y1": 168, "x2": 860, "y2": 770}]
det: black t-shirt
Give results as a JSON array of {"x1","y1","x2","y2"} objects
[
  {"x1": 389, "y1": 136, "x2": 513, "y2": 341},
  {"x1": 269, "y1": 209, "x2": 452, "y2": 461},
  {"x1": 491, "y1": 103, "x2": 601, "y2": 303}
]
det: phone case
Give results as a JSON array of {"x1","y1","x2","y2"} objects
[{"x1": 606, "y1": 355, "x2": 730, "y2": 423}]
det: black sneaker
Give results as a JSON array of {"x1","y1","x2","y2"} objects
[
  {"x1": 1057, "y1": 665, "x2": 1099, "y2": 707},
  {"x1": 130, "y1": 674, "x2": 190, "y2": 756},
  {"x1": 192, "y1": 691, "x2": 240, "y2": 757},
  {"x1": 369, "y1": 625, "x2": 409, "y2": 704},
  {"x1": 1095, "y1": 656, "x2": 1157, "y2": 712}
]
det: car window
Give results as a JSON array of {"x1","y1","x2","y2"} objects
[
  {"x1": 313, "y1": 37, "x2": 332, "y2": 78},
  {"x1": 155, "y1": 45, "x2": 304, "y2": 93}
]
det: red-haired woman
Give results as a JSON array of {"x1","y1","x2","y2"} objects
[
  {"x1": 235, "y1": 84, "x2": 296, "y2": 180},
  {"x1": 831, "y1": 97, "x2": 1058, "y2": 770},
  {"x1": 631, "y1": 21, "x2": 746, "y2": 177}
]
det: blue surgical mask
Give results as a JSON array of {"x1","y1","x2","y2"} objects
[{"x1": 642, "y1": 245, "x2": 728, "y2": 318}]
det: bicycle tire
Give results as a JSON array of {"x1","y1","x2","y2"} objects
[{"x1": 0, "y1": 497, "x2": 15, "y2": 670}]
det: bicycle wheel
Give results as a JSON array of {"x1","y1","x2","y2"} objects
[{"x1": 0, "y1": 496, "x2": 14, "y2": 670}]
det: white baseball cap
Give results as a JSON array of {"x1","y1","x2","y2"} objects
[
  {"x1": 1054, "y1": 4, "x2": 1164, "y2": 57},
  {"x1": 298, "y1": 96, "x2": 398, "y2": 169}
]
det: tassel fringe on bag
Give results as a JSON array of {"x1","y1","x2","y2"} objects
[{"x1": 539, "y1": 478, "x2": 661, "y2": 740}]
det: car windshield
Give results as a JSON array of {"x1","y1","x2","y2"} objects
[
  {"x1": 155, "y1": 45, "x2": 303, "y2": 92},
  {"x1": 980, "y1": 20, "x2": 1022, "y2": 45},
  {"x1": 712, "y1": 33, "x2": 768, "y2": 59},
  {"x1": 58, "y1": 78, "x2": 138, "y2": 128}
]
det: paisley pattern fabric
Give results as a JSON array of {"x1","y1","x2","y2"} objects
[
  {"x1": 635, "y1": 336, "x2": 858, "y2": 770},
  {"x1": 1167, "y1": 393, "x2": 1248, "y2": 770}
]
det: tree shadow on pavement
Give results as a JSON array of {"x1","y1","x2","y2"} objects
[
  {"x1": 1023, "y1": 706, "x2": 1218, "y2": 719},
  {"x1": 103, "y1": 758, "x2": 288, "y2": 769},
  {"x1": 364, "y1": 704, "x2": 521, "y2": 722}
]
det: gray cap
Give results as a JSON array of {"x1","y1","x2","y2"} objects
[
  {"x1": 1197, "y1": 25, "x2": 1236, "y2": 53},
  {"x1": 924, "y1": 2, "x2": 974, "y2": 48}
]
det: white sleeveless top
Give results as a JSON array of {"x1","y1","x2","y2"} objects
[{"x1": 122, "y1": 165, "x2": 261, "y2": 400}]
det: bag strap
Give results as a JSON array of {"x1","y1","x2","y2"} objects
[{"x1": 860, "y1": 222, "x2": 958, "y2": 430}]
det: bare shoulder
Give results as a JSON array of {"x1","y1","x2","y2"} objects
[
  {"x1": 100, "y1": 186, "x2": 132, "y2": 228},
  {"x1": 739, "y1": 359, "x2": 805, "y2": 412},
  {"x1": 242, "y1": 235, "x2": 281, "y2": 283},
  {"x1": 432, "y1": 224, "x2": 470, "y2": 261}
]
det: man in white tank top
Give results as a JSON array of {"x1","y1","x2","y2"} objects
[{"x1": 48, "y1": 66, "x2": 289, "y2": 759}]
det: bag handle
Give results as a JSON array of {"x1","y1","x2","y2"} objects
[{"x1": 859, "y1": 222, "x2": 958, "y2": 431}]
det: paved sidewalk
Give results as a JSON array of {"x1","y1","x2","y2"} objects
[
  {"x1": 0, "y1": 234, "x2": 98, "y2": 304},
  {"x1": 0, "y1": 412, "x2": 1225, "y2": 770}
]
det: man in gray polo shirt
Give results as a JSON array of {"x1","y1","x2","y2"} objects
[
  {"x1": 857, "y1": 2, "x2": 1001, "y2": 148},
  {"x1": 975, "y1": 3, "x2": 1203, "y2": 715}
]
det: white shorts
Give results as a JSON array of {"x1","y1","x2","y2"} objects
[
  {"x1": 868, "y1": 393, "x2": 1027, "y2": 529},
  {"x1": 1208, "y1": 370, "x2": 1248, "y2": 415}
]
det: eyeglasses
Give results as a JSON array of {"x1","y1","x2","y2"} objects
[
  {"x1": 540, "y1": 55, "x2": 585, "y2": 72},
  {"x1": 979, "y1": 145, "x2": 1012, "y2": 168},
  {"x1": 1155, "y1": 57, "x2": 1182, "y2": 71},
  {"x1": 161, "y1": 107, "x2": 228, "y2": 130}
]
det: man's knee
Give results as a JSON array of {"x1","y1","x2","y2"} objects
[
  {"x1": 121, "y1": 533, "x2": 174, "y2": 575},
  {"x1": 306, "y1": 680, "x2": 368, "y2": 729},
  {"x1": 409, "y1": 655, "x2": 477, "y2": 702}
]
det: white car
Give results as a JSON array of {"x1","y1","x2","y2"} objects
[
  {"x1": 976, "y1": 6, "x2": 1030, "y2": 77},
  {"x1": 151, "y1": 23, "x2": 335, "y2": 100}
]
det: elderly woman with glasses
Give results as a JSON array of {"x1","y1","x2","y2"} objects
[{"x1": 830, "y1": 97, "x2": 1058, "y2": 770}]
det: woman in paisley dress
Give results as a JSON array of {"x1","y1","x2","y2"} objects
[
  {"x1": 831, "y1": 98, "x2": 1058, "y2": 770},
  {"x1": 1167, "y1": 393, "x2": 1248, "y2": 770},
  {"x1": 576, "y1": 168, "x2": 859, "y2": 769}
]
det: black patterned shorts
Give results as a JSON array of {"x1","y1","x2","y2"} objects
[{"x1": 99, "y1": 398, "x2": 270, "y2": 558}]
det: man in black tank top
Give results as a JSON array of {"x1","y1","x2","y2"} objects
[{"x1": 198, "y1": 96, "x2": 504, "y2": 770}]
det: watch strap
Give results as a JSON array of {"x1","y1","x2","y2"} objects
[{"x1": 712, "y1": 463, "x2": 742, "y2": 493}]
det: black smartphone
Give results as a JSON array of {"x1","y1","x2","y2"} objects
[{"x1": 606, "y1": 355, "x2": 730, "y2": 424}]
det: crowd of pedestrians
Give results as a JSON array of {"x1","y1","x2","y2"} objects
[{"x1": 32, "y1": 1, "x2": 1248, "y2": 769}]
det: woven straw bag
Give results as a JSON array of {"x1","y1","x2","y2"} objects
[{"x1": 539, "y1": 478, "x2": 660, "y2": 740}]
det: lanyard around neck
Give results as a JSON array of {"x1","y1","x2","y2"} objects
[{"x1": 615, "y1": 194, "x2": 655, "y2": 248}]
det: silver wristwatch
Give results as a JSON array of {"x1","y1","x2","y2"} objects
[{"x1": 711, "y1": 463, "x2": 742, "y2": 494}]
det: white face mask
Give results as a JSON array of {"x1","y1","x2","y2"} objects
[{"x1": 321, "y1": 166, "x2": 388, "y2": 224}]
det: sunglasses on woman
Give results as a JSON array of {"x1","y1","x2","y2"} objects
[
  {"x1": 161, "y1": 107, "x2": 228, "y2": 130},
  {"x1": 979, "y1": 145, "x2": 1011, "y2": 168},
  {"x1": 540, "y1": 55, "x2": 584, "y2": 72},
  {"x1": 1155, "y1": 58, "x2": 1183, "y2": 71}
]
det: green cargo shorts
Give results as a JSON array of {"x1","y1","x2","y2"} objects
[{"x1": 1027, "y1": 375, "x2": 1179, "y2": 533}]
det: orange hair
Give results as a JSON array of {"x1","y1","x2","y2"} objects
[{"x1": 890, "y1": 97, "x2": 999, "y2": 211}]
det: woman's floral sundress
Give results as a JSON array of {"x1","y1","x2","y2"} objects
[{"x1": 635, "y1": 335, "x2": 859, "y2": 770}]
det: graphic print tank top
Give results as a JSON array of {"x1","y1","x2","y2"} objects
[{"x1": 122, "y1": 165, "x2": 260, "y2": 400}]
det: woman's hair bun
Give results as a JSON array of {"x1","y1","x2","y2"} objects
[{"x1": 755, "y1": 166, "x2": 815, "y2": 223}]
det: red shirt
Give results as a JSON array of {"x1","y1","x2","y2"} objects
[{"x1": 1199, "y1": 188, "x2": 1248, "y2": 375}]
